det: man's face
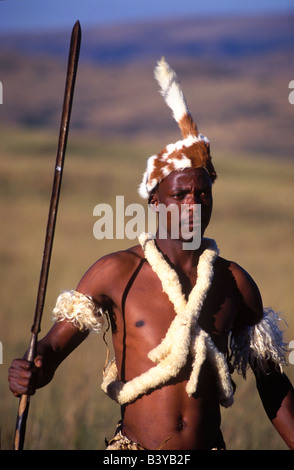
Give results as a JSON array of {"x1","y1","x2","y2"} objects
[{"x1": 151, "y1": 167, "x2": 213, "y2": 243}]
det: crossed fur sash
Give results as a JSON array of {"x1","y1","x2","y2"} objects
[
  {"x1": 101, "y1": 232, "x2": 234, "y2": 407},
  {"x1": 51, "y1": 234, "x2": 288, "y2": 407}
]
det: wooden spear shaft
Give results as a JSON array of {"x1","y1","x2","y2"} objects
[{"x1": 13, "y1": 20, "x2": 81, "y2": 450}]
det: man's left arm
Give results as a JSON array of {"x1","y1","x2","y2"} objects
[
  {"x1": 253, "y1": 362, "x2": 294, "y2": 449},
  {"x1": 230, "y1": 261, "x2": 294, "y2": 448}
]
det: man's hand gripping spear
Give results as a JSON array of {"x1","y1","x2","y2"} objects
[{"x1": 13, "y1": 20, "x2": 81, "y2": 450}]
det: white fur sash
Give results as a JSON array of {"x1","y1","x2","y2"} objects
[{"x1": 101, "y1": 233, "x2": 234, "y2": 407}]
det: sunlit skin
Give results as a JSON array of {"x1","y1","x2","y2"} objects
[{"x1": 8, "y1": 168, "x2": 294, "y2": 449}]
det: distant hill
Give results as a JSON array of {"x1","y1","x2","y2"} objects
[
  {"x1": 1, "y1": 14, "x2": 293, "y2": 64},
  {"x1": 0, "y1": 14, "x2": 293, "y2": 158}
]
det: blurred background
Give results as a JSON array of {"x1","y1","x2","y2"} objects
[{"x1": 1, "y1": 0, "x2": 294, "y2": 450}]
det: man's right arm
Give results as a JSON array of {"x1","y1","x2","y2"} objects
[
  {"x1": 8, "y1": 253, "x2": 115, "y2": 397},
  {"x1": 8, "y1": 248, "x2": 140, "y2": 397},
  {"x1": 8, "y1": 321, "x2": 88, "y2": 397}
]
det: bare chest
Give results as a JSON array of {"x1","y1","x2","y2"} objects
[{"x1": 109, "y1": 260, "x2": 239, "y2": 355}]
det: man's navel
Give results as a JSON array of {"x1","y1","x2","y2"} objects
[{"x1": 176, "y1": 417, "x2": 187, "y2": 431}]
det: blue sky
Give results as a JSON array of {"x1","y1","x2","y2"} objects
[{"x1": 1, "y1": 0, "x2": 294, "y2": 33}]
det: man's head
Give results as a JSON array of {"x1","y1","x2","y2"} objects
[
  {"x1": 150, "y1": 167, "x2": 213, "y2": 246},
  {"x1": 139, "y1": 58, "x2": 217, "y2": 201}
]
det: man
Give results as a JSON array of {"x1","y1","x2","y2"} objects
[{"x1": 8, "y1": 58, "x2": 294, "y2": 450}]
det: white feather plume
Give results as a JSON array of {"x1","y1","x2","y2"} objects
[{"x1": 154, "y1": 57, "x2": 190, "y2": 124}]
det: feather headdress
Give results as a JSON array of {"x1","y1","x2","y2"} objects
[{"x1": 139, "y1": 58, "x2": 216, "y2": 199}]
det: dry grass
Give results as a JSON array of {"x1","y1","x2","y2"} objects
[{"x1": 1, "y1": 127, "x2": 294, "y2": 449}]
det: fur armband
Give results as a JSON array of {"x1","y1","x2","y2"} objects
[
  {"x1": 52, "y1": 290, "x2": 105, "y2": 333},
  {"x1": 229, "y1": 308, "x2": 288, "y2": 377}
]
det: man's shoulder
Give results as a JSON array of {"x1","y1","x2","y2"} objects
[
  {"x1": 77, "y1": 244, "x2": 146, "y2": 303},
  {"x1": 91, "y1": 244, "x2": 144, "y2": 275},
  {"x1": 216, "y1": 256, "x2": 263, "y2": 326},
  {"x1": 224, "y1": 258, "x2": 258, "y2": 290},
  {"x1": 216, "y1": 256, "x2": 254, "y2": 283}
]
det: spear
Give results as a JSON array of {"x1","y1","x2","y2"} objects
[{"x1": 13, "y1": 20, "x2": 81, "y2": 450}]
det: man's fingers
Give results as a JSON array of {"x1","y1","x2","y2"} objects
[
  {"x1": 34, "y1": 355, "x2": 43, "y2": 368},
  {"x1": 8, "y1": 358, "x2": 41, "y2": 397}
]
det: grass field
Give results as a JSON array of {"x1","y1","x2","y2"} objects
[{"x1": 1, "y1": 127, "x2": 294, "y2": 450}]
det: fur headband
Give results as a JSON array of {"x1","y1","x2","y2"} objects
[{"x1": 139, "y1": 58, "x2": 217, "y2": 199}]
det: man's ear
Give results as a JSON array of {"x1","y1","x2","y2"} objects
[{"x1": 148, "y1": 193, "x2": 159, "y2": 212}]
